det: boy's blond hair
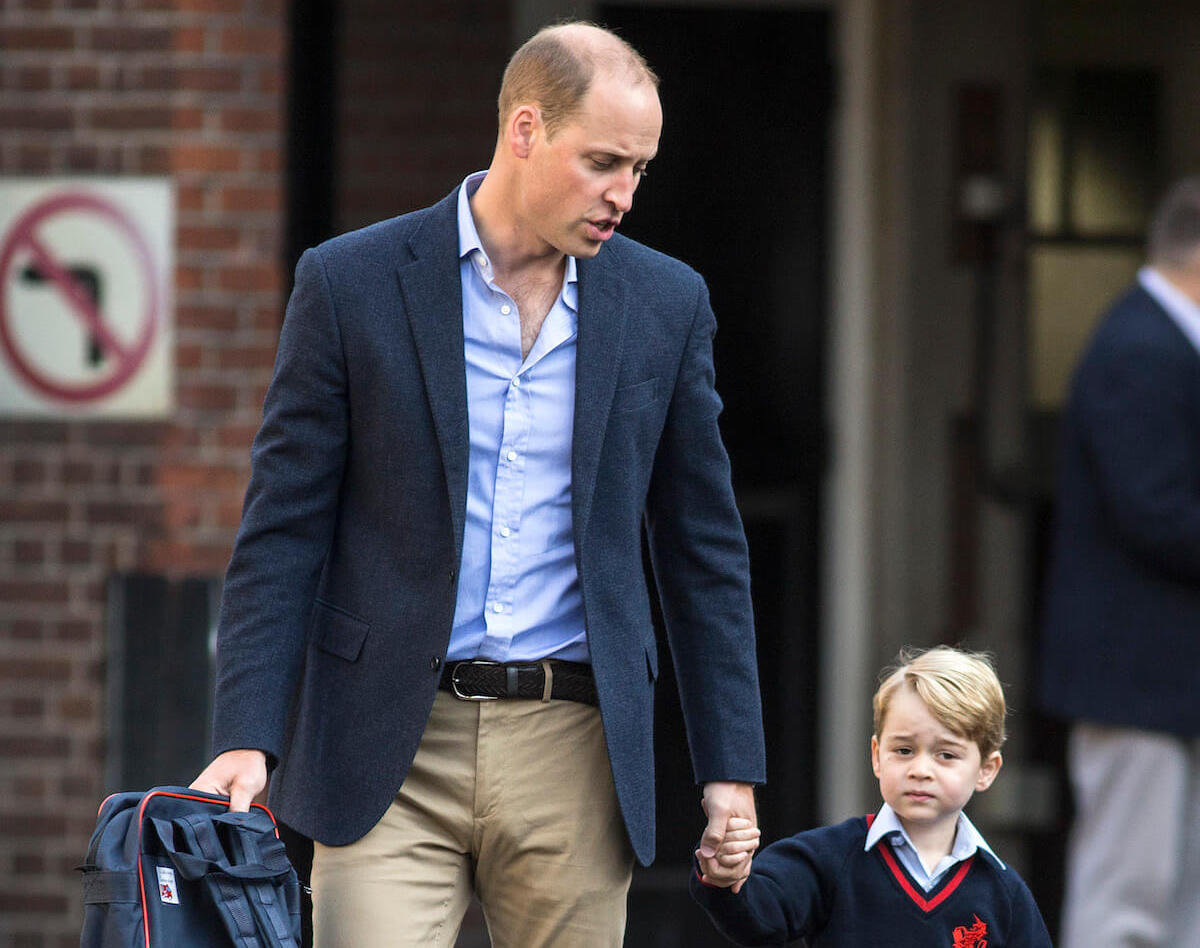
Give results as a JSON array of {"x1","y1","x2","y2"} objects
[{"x1": 872, "y1": 646, "x2": 1007, "y2": 758}]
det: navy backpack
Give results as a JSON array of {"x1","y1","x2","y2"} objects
[{"x1": 78, "y1": 786, "x2": 301, "y2": 948}]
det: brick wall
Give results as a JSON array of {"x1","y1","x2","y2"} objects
[{"x1": 0, "y1": 0, "x2": 286, "y2": 943}]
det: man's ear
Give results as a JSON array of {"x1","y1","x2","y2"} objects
[
  {"x1": 975, "y1": 751, "x2": 1002, "y2": 792},
  {"x1": 506, "y1": 104, "x2": 540, "y2": 159}
]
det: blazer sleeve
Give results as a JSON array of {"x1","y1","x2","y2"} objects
[
  {"x1": 643, "y1": 276, "x2": 766, "y2": 784},
  {"x1": 211, "y1": 247, "x2": 350, "y2": 764},
  {"x1": 1077, "y1": 336, "x2": 1200, "y2": 583}
]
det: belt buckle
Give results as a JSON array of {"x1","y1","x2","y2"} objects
[{"x1": 450, "y1": 660, "x2": 501, "y2": 701}]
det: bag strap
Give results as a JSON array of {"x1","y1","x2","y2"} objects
[
  {"x1": 80, "y1": 869, "x2": 139, "y2": 904},
  {"x1": 151, "y1": 812, "x2": 299, "y2": 948}
]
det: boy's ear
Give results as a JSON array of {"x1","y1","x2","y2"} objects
[
  {"x1": 975, "y1": 750, "x2": 1002, "y2": 792},
  {"x1": 870, "y1": 735, "x2": 882, "y2": 778}
]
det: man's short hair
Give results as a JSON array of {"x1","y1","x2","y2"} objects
[
  {"x1": 497, "y1": 22, "x2": 658, "y2": 139},
  {"x1": 1148, "y1": 177, "x2": 1200, "y2": 269},
  {"x1": 872, "y1": 646, "x2": 1007, "y2": 758}
]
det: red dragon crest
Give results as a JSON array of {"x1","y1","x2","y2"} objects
[{"x1": 952, "y1": 915, "x2": 987, "y2": 948}]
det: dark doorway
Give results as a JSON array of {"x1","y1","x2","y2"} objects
[{"x1": 597, "y1": 5, "x2": 832, "y2": 944}]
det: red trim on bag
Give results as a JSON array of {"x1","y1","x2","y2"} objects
[
  {"x1": 876, "y1": 844, "x2": 974, "y2": 913},
  {"x1": 133, "y1": 790, "x2": 280, "y2": 947}
]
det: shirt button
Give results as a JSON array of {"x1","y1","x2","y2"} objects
[
  {"x1": 500, "y1": 304, "x2": 512, "y2": 315},
  {"x1": 512, "y1": 376, "x2": 521, "y2": 387},
  {"x1": 492, "y1": 603, "x2": 504, "y2": 614},
  {"x1": 499, "y1": 526, "x2": 511, "y2": 537},
  {"x1": 430, "y1": 656, "x2": 442, "y2": 671},
  {"x1": 506, "y1": 450, "x2": 517, "y2": 462}
]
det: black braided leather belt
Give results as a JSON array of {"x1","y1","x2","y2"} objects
[{"x1": 439, "y1": 659, "x2": 598, "y2": 707}]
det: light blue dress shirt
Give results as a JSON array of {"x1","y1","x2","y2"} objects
[
  {"x1": 865, "y1": 803, "x2": 1004, "y2": 891},
  {"x1": 447, "y1": 172, "x2": 588, "y2": 663},
  {"x1": 1139, "y1": 266, "x2": 1200, "y2": 358}
]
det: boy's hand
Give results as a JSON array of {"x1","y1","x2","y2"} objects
[{"x1": 695, "y1": 817, "x2": 761, "y2": 892}]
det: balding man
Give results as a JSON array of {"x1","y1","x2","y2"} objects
[{"x1": 193, "y1": 22, "x2": 765, "y2": 947}]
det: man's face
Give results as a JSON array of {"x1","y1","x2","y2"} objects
[{"x1": 521, "y1": 72, "x2": 662, "y2": 259}]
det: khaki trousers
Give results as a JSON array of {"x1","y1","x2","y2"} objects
[
  {"x1": 1060, "y1": 723, "x2": 1200, "y2": 948},
  {"x1": 310, "y1": 689, "x2": 634, "y2": 948}
]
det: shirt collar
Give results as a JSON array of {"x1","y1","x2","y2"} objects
[
  {"x1": 1139, "y1": 266, "x2": 1200, "y2": 357},
  {"x1": 456, "y1": 171, "x2": 578, "y2": 308},
  {"x1": 865, "y1": 803, "x2": 1004, "y2": 869}
]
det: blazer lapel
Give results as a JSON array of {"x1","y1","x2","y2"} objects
[
  {"x1": 397, "y1": 193, "x2": 470, "y2": 556},
  {"x1": 573, "y1": 254, "x2": 630, "y2": 544}
]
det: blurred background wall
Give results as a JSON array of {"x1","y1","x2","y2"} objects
[{"x1": 3, "y1": 0, "x2": 1200, "y2": 945}]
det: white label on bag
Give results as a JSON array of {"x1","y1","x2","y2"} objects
[{"x1": 157, "y1": 866, "x2": 180, "y2": 904}]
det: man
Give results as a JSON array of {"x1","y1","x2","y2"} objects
[
  {"x1": 192, "y1": 22, "x2": 765, "y2": 947},
  {"x1": 1039, "y1": 177, "x2": 1200, "y2": 947}
]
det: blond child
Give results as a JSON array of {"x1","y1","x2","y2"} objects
[{"x1": 691, "y1": 646, "x2": 1051, "y2": 946}]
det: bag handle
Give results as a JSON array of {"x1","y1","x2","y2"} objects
[{"x1": 151, "y1": 812, "x2": 298, "y2": 948}]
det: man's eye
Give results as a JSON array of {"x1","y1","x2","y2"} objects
[{"x1": 591, "y1": 159, "x2": 613, "y2": 170}]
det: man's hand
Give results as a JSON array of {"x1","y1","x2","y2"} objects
[
  {"x1": 697, "y1": 781, "x2": 759, "y2": 893},
  {"x1": 190, "y1": 749, "x2": 268, "y2": 812}
]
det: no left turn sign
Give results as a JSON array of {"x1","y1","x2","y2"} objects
[{"x1": 0, "y1": 178, "x2": 174, "y2": 418}]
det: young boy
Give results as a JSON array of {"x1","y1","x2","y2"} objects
[{"x1": 690, "y1": 646, "x2": 1052, "y2": 946}]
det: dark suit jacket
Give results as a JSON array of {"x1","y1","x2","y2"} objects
[
  {"x1": 211, "y1": 188, "x2": 766, "y2": 864},
  {"x1": 1039, "y1": 283, "x2": 1200, "y2": 737}
]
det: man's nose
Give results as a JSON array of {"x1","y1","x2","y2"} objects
[{"x1": 606, "y1": 172, "x2": 637, "y2": 213}]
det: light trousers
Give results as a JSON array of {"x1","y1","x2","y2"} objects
[
  {"x1": 310, "y1": 689, "x2": 634, "y2": 948},
  {"x1": 1060, "y1": 723, "x2": 1200, "y2": 948}
]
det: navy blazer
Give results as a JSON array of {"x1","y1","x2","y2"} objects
[
  {"x1": 212, "y1": 188, "x2": 766, "y2": 863},
  {"x1": 1039, "y1": 284, "x2": 1200, "y2": 737}
]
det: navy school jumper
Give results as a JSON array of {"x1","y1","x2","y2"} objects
[{"x1": 690, "y1": 816, "x2": 1051, "y2": 947}]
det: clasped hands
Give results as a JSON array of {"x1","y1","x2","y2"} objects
[{"x1": 696, "y1": 781, "x2": 761, "y2": 894}]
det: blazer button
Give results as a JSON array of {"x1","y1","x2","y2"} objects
[
  {"x1": 430, "y1": 656, "x2": 442, "y2": 672},
  {"x1": 448, "y1": 569, "x2": 456, "y2": 585}
]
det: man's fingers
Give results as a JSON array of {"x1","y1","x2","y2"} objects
[{"x1": 698, "y1": 815, "x2": 726, "y2": 858}]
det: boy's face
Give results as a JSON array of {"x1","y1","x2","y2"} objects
[{"x1": 871, "y1": 686, "x2": 1002, "y2": 836}]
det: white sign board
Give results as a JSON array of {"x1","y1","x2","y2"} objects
[{"x1": 0, "y1": 178, "x2": 174, "y2": 418}]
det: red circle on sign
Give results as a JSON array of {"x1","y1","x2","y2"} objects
[{"x1": 0, "y1": 191, "x2": 161, "y2": 403}]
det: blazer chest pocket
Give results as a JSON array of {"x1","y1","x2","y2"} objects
[
  {"x1": 313, "y1": 599, "x2": 369, "y2": 662},
  {"x1": 611, "y1": 377, "x2": 661, "y2": 414}
]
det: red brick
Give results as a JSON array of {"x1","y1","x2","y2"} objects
[
  {"x1": 61, "y1": 460, "x2": 94, "y2": 485},
  {"x1": 219, "y1": 186, "x2": 280, "y2": 213},
  {"x1": 90, "y1": 26, "x2": 172, "y2": 52},
  {"x1": 217, "y1": 264, "x2": 281, "y2": 293},
  {"x1": 12, "y1": 458, "x2": 47, "y2": 485},
  {"x1": 5, "y1": 696, "x2": 44, "y2": 717},
  {"x1": 178, "y1": 224, "x2": 241, "y2": 252},
  {"x1": 0, "y1": 422, "x2": 68, "y2": 445},
  {"x1": 178, "y1": 383, "x2": 237, "y2": 412},
  {"x1": 0, "y1": 736, "x2": 70, "y2": 758},
  {"x1": 13, "y1": 539, "x2": 45, "y2": 565},
  {"x1": 173, "y1": 26, "x2": 207, "y2": 53},
  {"x1": 65, "y1": 145, "x2": 102, "y2": 172},
  {"x1": 218, "y1": 106, "x2": 281, "y2": 134},
  {"x1": 172, "y1": 143, "x2": 242, "y2": 173},
  {"x1": 176, "y1": 266, "x2": 205, "y2": 292},
  {"x1": 60, "y1": 539, "x2": 91, "y2": 565},
  {"x1": 6, "y1": 619, "x2": 43, "y2": 641},
  {"x1": 220, "y1": 26, "x2": 283, "y2": 57},
  {"x1": 15, "y1": 143, "x2": 52, "y2": 173},
  {"x1": 81, "y1": 422, "x2": 167, "y2": 447},
  {"x1": 0, "y1": 27, "x2": 75, "y2": 51},
  {"x1": 84, "y1": 501, "x2": 161, "y2": 528},
  {"x1": 217, "y1": 344, "x2": 276, "y2": 370},
  {"x1": 55, "y1": 619, "x2": 93, "y2": 642},
  {"x1": 0, "y1": 579, "x2": 69, "y2": 604},
  {"x1": 0, "y1": 107, "x2": 73, "y2": 131},
  {"x1": 58, "y1": 695, "x2": 94, "y2": 720},
  {"x1": 90, "y1": 105, "x2": 173, "y2": 131},
  {"x1": 16, "y1": 65, "x2": 52, "y2": 91},
  {"x1": 177, "y1": 304, "x2": 238, "y2": 331},
  {"x1": 0, "y1": 501, "x2": 69, "y2": 523},
  {"x1": 253, "y1": 148, "x2": 282, "y2": 173},
  {"x1": 177, "y1": 185, "x2": 206, "y2": 212},
  {"x1": 12, "y1": 853, "x2": 46, "y2": 875},
  {"x1": 0, "y1": 891, "x2": 69, "y2": 913},
  {"x1": 134, "y1": 145, "x2": 173, "y2": 174},
  {"x1": 65, "y1": 64, "x2": 103, "y2": 90}
]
